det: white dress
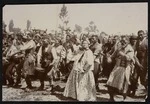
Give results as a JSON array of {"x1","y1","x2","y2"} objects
[{"x1": 63, "y1": 49, "x2": 96, "y2": 101}]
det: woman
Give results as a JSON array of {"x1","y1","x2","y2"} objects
[
  {"x1": 63, "y1": 39, "x2": 96, "y2": 101},
  {"x1": 106, "y1": 36, "x2": 135, "y2": 101}
]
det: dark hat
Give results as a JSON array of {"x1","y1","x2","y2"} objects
[{"x1": 130, "y1": 35, "x2": 137, "y2": 40}]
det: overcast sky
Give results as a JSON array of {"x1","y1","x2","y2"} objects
[{"x1": 3, "y1": 3, "x2": 148, "y2": 35}]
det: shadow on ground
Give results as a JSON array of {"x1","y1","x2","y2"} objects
[
  {"x1": 97, "y1": 96, "x2": 109, "y2": 102},
  {"x1": 51, "y1": 92, "x2": 77, "y2": 101}
]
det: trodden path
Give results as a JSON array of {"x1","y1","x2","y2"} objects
[{"x1": 2, "y1": 77, "x2": 146, "y2": 102}]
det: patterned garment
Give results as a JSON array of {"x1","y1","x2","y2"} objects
[
  {"x1": 6, "y1": 45, "x2": 19, "y2": 57},
  {"x1": 107, "y1": 65, "x2": 128, "y2": 93},
  {"x1": 63, "y1": 49, "x2": 96, "y2": 101},
  {"x1": 107, "y1": 44, "x2": 135, "y2": 94},
  {"x1": 90, "y1": 42, "x2": 102, "y2": 64},
  {"x1": 23, "y1": 53, "x2": 35, "y2": 77}
]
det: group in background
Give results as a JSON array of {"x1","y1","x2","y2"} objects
[{"x1": 2, "y1": 28, "x2": 148, "y2": 101}]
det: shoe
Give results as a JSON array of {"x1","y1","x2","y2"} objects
[
  {"x1": 96, "y1": 85, "x2": 100, "y2": 91},
  {"x1": 25, "y1": 88, "x2": 32, "y2": 92},
  {"x1": 145, "y1": 95, "x2": 147, "y2": 99},
  {"x1": 13, "y1": 84, "x2": 21, "y2": 88},
  {"x1": 7, "y1": 84, "x2": 14, "y2": 87},
  {"x1": 109, "y1": 98, "x2": 115, "y2": 102},
  {"x1": 46, "y1": 87, "x2": 52, "y2": 92},
  {"x1": 51, "y1": 85, "x2": 55, "y2": 94},
  {"x1": 27, "y1": 86, "x2": 36, "y2": 89},
  {"x1": 36, "y1": 87, "x2": 44, "y2": 91}
]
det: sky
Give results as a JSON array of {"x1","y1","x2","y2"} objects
[{"x1": 3, "y1": 3, "x2": 148, "y2": 35}]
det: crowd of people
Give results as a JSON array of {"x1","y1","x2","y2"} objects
[{"x1": 2, "y1": 28, "x2": 148, "y2": 101}]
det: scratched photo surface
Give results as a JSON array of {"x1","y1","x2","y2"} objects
[{"x1": 2, "y1": 3, "x2": 148, "y2": 102}]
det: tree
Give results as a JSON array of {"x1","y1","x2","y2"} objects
[
  {"x1": 9, "y1": 19, "x2": 14, "y2": 32},
  {"x1": 13, "y1": 27, "x2": 21, "y2": 33},
  {"x1": 27, "y1": 20, "x2": 31, "y2": 31},
  {"x1": 85, "y1": 21, "x2": 99, "y2": 33},
  {"x1": 74, "y1": 24, "x2": 82, "y2": 34},
  {"x1": 59, "y1": 4, "x2": 68, "y2": 21},
  {"x1": 3, "y1": 21, "x2": 7, "y2": 31},
  {"x1": 85, "y1": 27, "x2": 90, "y2": 33},
  {"x1": 59, "y1": 4, "x2": 69, "y2": 33}
]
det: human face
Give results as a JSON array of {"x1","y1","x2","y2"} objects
[
  {"x1": 91, "y1": 36, "x2": 97, "y2": 43},
  {"x1": 112, "y1": 38, "x2": 116, "y2": 44},
  {"x1": 130, "y1": 39, "x2": 136, "y2": 45},
  {"x1": 82, "y1": 41, "x2": 89, "y2": 49},
  {"x1": 120, "y1": 37, "x2": 127, "y2": 46},
  {"x1": 66, "y1": 35, "x2": 70, "y2": 41},
  {"x1": 43, "y1": 40, "x2": 49, "y2": 46},
  {"x1": 138, "y1": 32, "x2": 144, "y2": 41}
]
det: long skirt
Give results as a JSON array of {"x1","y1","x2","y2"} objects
[
  {"x1": 107, "y1": 66, "x2": 129, "y2": 94},
  {"x1": 63, "y1": 70, "x2": 96, "y2": 101}
]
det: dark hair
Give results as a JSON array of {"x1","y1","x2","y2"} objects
[
  {"x1": 137, "y1": 30, "x2": 144, "y2": 35},
  {"x1": 92, "y1": 35, "x2": 98, "y2": 40},
  {"x1": 66, "y1": 35, "x2": 71, "y2": 38}
]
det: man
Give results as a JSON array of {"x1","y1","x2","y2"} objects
[
  {"x1": 54, "y1": 40, "x2": 66, "y2": 80},
  {"x1": 102, "y1": 36, "x2": 114, "y2": 78},
  {"x1": 34, "y1": 33, "x2": 42, "y2": 53},
  {"x1": 105, "y1": 35, "x2": 122, "y2": 76},
  {"x1": 13, "y1": 34, "x2": 27, "y2": 87},
  {"x1": 128, "y1": 35, "x2": 144, "y2": 96},
  {"x1": 62, "y1": 35, "x2": 72, "y2": 81},
  {"x1": 20, "y1": 35, "x2": 36, "y2": 90},
  {"x1": 90, "y1": 35, "x2": 102, "y2": 91},
  {"x1": 136, "y1": 30, "x2": 148, "y2": 95},
  {"x1": 108, "y1": 35, "x2": 121, "y2": 55},
  {"x1": 64, "y1": 36, "x2": 81, "y2": 81},
  {"x1": 36, "y1": 38, "x2": 54, "y2": 91},
  {"x1": 5, "y1": 34, "x2": 21, "y2": 87}
]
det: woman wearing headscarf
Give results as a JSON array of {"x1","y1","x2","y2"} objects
[
  {"x1": 106, "y1": 36, "x2": 135, "y2": 101},
  {"x1": 63, "y1": 39, "x2": 96, "y2": 101}
]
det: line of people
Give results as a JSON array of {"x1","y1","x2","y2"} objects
[{"x1": 2, "y1": 30, "x2": 148, "y2": 101}]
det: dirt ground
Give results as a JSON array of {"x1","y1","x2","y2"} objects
[{"x1": 2, "y1": 77, "x2": 146, "y2": 102}]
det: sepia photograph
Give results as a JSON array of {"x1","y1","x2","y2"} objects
[{"x1": 2, "y1": 3, "x2": 148, "y2": 102}]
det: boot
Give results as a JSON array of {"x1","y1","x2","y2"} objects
[
  {"x1": 8, "y1": 77, "x2": 14, "y2": 87},
  {"x1": 25, "y1": 76, "x2": 34, "y2": 89},
  {"x1": 96, "y1": 84, "x2": 100, "y2": 91},
  {"x1": 14, "y1": 80, "x2": 21, "y2": 88},
  {"x1": 123, "y1": 93, "x2": 127, "y2": 101},
  {"x1": 36, "y1": 81, "x2": 44, "y2": 91},
  {"x1": 51, "y1": 85, "x2": 55, "y2": 94}
]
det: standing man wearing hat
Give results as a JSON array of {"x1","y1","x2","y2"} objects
[
  {"x1": 36, "y1": 38, "x2": 55, "y2": 91},
  {"x1": 20, "y1": 35, "x2": 36, "y2": 90}
]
